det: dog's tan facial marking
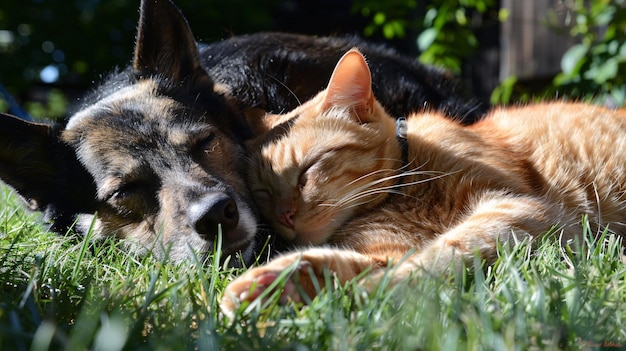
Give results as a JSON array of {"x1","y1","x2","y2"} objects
[
  {"x1": 168, "y1": 128, "x2": 193, "y2": 147},
  {"x1": 66, "y1": 81, "x2": 166, "y2": 130}
]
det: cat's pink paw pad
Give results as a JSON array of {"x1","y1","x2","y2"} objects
[
  {"x1": 220, "y1": 268, "x2": 301, "y2": 318},
  {"x1": 236, "y1": 271, "x2": 277, "y2": 301}
]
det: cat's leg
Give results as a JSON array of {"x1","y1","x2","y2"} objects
[
  {"x1": 364, "y1": 192, "x2": 563, "y2": 286},
  {"x1": 221, "y1": 192, "x2": 563, "y2": 316},
  {"x1": 220, "y1": 247, "x2": 385, "y2": 316}
]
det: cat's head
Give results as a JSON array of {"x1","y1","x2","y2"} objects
[{"x1": 247, "y1": 49, "x2": 403, "y2": 245}]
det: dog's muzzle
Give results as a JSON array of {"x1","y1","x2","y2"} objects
[{"x1": 188, "y1": 192, "x2": 240, "y2": 240}]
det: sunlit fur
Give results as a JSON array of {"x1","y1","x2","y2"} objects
[{"x1": 221, "y1": 49, "x2": 626, "y2": 315}]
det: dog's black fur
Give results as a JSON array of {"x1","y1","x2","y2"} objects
[
  {"x1": 201, "y1": 32, "x2": 486, "y2": 122},
  {"x1": 0, "y1": 0, "x2": 484, "y2": 265}
]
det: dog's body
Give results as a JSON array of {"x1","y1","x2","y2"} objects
[
  {"x1": 201, "y1": 32, "x2": 485, "y2": 122},
  {"x1": 0, "y1": 0, "x2": 483, "y2": 265}
]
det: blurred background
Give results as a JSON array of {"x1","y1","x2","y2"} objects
[{"x1": 0, "y1": 0, "x2": 624, "y2": 122}]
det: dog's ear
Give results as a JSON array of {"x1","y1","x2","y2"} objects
[
  {"x1": 0, "y1": 113, "x2": 60, "y2": 209},
  {"x1": 133, "y1": 0, "x2": 210, "y2": 86},
  {"x1": 0, "y1": 113, "x2": 97, "y2": 224}
]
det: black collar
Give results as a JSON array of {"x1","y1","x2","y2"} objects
[{"x1": 396, "y1": 117, "x2": 409, "y2": 165}]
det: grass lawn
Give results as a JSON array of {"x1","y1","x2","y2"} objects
[{"x1": 1, "y1": 183, "x2": 625, "y2": 350}]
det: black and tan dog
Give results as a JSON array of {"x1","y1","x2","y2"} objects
[{"x1": 0, "y1": 0, "x2": 484, "y2": 265}]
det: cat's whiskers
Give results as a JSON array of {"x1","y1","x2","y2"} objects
[
  {"x1": 341, "y1": 158, "x2": 429, "y2": 189},
  {"x1": 338, "y1": 171, "x2": 456, "y2": 209},
  {"x1": 321, "y1": 169, "x2": 454, "y2": 209},
  {"x1": 344, "y1": 168, "x2": 401, "y2": 187}
]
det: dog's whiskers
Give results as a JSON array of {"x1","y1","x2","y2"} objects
[{"x1": 267, "y1": 74, "x2": 301, "y2": 106}]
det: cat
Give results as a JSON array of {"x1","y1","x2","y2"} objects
[{"x1": 220, "y1": 49, "x2": 626, "y2": 316}]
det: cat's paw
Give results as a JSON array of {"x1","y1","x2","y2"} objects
[
  {"x1": 221, "y1": 248, "x2": 378, "y2": 318},
  {"x1": 220, "y1": 254, "x2": 320, "y2": 318}
]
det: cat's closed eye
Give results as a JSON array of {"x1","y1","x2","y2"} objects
[
  {"x1": 297, "y1": 152, "x2": 337, "y2": 192},
  {"x1": 298, "y1": 166, "x2": 311, "y2": 190}
]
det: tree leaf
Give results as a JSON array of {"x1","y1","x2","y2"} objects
[
  {"x1": 584, "y1": 58, "x2": 618, "y2": 84},
  {"x1": 417, "y1": 28, "x2": 438, "y2": 51},
  {"x1": 561, "y1": 44, "x2": 588, "y2": 75}
]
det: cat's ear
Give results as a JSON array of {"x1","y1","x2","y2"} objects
[{"x1": 323, "y1": 49, "x2": 375, "y2": 122}]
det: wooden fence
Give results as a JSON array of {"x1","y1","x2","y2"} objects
[{"x1": 499, "y1": 0, "x2": 578, "y2": 81}]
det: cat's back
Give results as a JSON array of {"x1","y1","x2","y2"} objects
[
  {"x1": 478, "y1": 101, "x2": 626, "y2": 136},
  {"x1": 476, "y1": 101, "x2": 626, "y2": 234},
  {"x1": 477, "y1": 102, "x2": 626, "y2": 164}
]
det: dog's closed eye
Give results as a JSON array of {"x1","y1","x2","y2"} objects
[
  {"x1": 107, "y1": 182, "x2": 144, "y2": 202},
  {"x1": 105, "y1": 181, "x2": 159, "y2": 219},
  {"x1": 196, "y1": 133, "x2": 217, "y2": 153}
]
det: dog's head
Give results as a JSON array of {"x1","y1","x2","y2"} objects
[{"x1": 0, "y1": 0, "x2": 259, "y2": 265}]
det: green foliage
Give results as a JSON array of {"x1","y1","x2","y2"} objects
[
  {"x1": 23, "y1": 89, "x2": 68, "y2": 121},
  {"x1": 550, "y1": 0, "x2": 626, "y2": 106},
  {"x1": 415, "y1": 0, "x2": 501, "y2": 74},
  {"x1": 490, "y1": 75, "x2": 518, "y2": 105},
  {"x1": 353, "y1": 0, "x2": 418, "y2": 40},
  {"x1": 355, "y1": 0, "x2": 502, "y2": 74}
]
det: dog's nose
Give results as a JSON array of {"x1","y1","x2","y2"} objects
[{"x1": 188, "y1": 193, "x2": 239, "y2": 239}]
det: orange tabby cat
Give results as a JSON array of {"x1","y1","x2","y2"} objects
[{"x1": 221, "y1": 49, "x2": 626, "y2": 315}]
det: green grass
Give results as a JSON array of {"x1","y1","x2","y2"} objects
[{"x1": 1, "y1": 183, "x2": 626, "y2": 350}]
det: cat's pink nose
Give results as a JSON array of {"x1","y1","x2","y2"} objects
[{"x1": 278, "y1": 209, "x2": 296, "y2": 229}]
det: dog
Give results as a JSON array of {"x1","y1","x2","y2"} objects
[{"x1": 0, "y1": 0, "x2": 484, "y2": 266}]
